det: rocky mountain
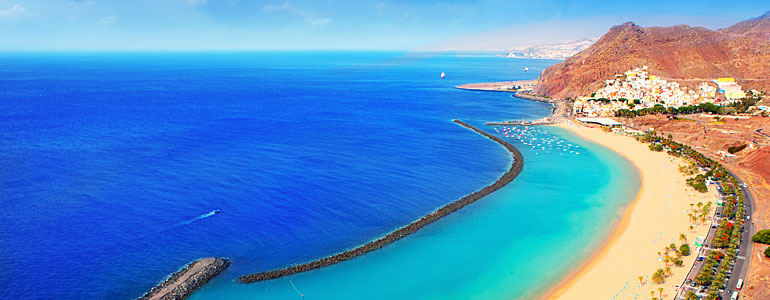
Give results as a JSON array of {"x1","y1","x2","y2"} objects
[
  {"x1": 501, "y1": 38, "x2": 597, "y2": 60},
  {"x1": 536, "y1": 11, "x2": 770, "y2": 99}
]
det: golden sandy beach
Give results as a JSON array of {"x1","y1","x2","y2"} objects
[{"x1": 544, "y1": 121, "x2": 720, "y2": 300}]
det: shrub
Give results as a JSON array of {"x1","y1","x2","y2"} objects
[
  {"x1": 765, "y1": 246, "x2": 770, "y2": 258},
  {"x1": 679, "y1": 244, "x2": 691, "y2": 256},
  {"x1": 752, "y1": 230, "x2": 770, "y2": 244},
  {"x1": 727, "y1": 144, "x2": 747, "y2": 154},
  {"x1": 649, "y1": 143, "x2": 664, "y2": 152},
  {"x1": 652, "y1": 268, "x2": 666, "y2": 284},
  {"x1": 674, "y1": 258, "x2": 684, "y2": 267},
  {"x1": 686, "y1": 175, "x2": 708, "y2": 193}
]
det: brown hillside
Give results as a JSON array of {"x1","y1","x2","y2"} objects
[{"x1": 536, "y1": 11, "x2": 770, "y2": 99}]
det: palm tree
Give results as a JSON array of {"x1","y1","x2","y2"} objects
[
  {"x1": 651, "y1": 291, "x2": 655, "y2": 300},
  {"x1": 639, "y1": 275, "x2": 644, "y2": 285},
  {"x1": 688, "y1": 213, "x2": 697, "y2": 224},
  {"x1": 665, "y1": 266, "x2": 671, "y2": 276},
  {"x1": 680, "y1": 233, "x2": 687, "y2": 244},
  {"x1": 658, "y1": 287, "x2": 663, "y2": 299}
]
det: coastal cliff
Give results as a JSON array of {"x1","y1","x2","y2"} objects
[
  {"x1": 536, "y1": 11, "x2": 770, "y2": 99},
  {"x1": 139, "y1": 257, "x2": 230, "y2": 300}
]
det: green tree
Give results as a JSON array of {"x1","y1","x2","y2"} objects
[
  {"x1": 680, "y1": 233, "x2": 687, "y2": 244},
  {"x1": 685, "y1": 291, "x2": 699, "y2": 300},
  {"x1": 765, "y1": 246, "x2": 770, "y2": 258},
  {"x1": 680, "y1": 243, "x2": 691, "y2": 256},
  {"x1": 652, "y1": 269, "x2": 665, "y2": 284},
  {"x1": 752, "y1": 229, "x2": 770, "y2": 244},
  {"x1": 658, "y1": 287, "x2": 663, "y2": 299}
]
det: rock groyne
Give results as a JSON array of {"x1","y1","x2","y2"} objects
[
  {"x1": 238, "y1": 120, "x2": 524, "y2": 283},
  {"x1": 139, "y1": 257, "x2": 230, "y2": 300}
]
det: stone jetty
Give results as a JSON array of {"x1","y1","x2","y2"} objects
[
  {"x1": 139, "y1": 257, "x2": 230, "y2": 300},
  {"x1": 238, "y1": 120, "x2": 524, "y2": 283},
  {"x1": 454, "y1": 80, "x2": 537, "y2": 92}
]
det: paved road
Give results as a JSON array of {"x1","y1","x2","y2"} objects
[
  {"x1": 677, "y1": 170, "x2": 755, "y2": 300},
  {"x1": 722, "y1": 169, "x2": 755, "y2": 300}
]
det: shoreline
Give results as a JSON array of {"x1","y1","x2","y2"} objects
[
  {"x1": 238, "y1": 120, "x2": 525, "y2": 283},
  {"x1": 542, "y1": 121, "x2": 717, "y2": 300},
  {"x1": 539, "y1": 123, "x2": 644, "y2": 300}
]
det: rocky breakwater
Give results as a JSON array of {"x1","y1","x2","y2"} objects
[
  {"x1": 238, "y1": 119, "x2": 524, "y2": 283},
  {"x1": 139, "y1": 257, "x2": 230, "y2": 300}
]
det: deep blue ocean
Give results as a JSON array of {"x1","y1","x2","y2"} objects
[{"x1": 0, "y1": 52, "x2": 639, "y2": 300}]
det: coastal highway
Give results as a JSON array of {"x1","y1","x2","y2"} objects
[
  {"x1": 679, "y1": 169, "x2": 755, "y2": 300},
  {"x1": 722, "y1": 168, "x2": 755, "y2": 300}
]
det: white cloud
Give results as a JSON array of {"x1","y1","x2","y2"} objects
[
  {"x1": 0, "y1": 4, "x2": 32, "y2": 17},
  {"x1": 261, "y1": 1, "x2": 293, "y2": 12},
  {"x1": 97, "y1": 15, "x2": 119, "y2": 26},
  {"x1": 307, "y1": 17, "x2": 332, "y2": 27},
  {"x1": 262, "y1": 1, "x2": 331, "y2": 28},
  {"x1": 68, "y1": 0, "x2": 95, "y2": 7},
  {"x1": 186, "y1": 0, "x2": 208, "y2": 7}
]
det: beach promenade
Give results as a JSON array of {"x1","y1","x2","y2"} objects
[{"x1": 545, "y1": 122, "x2": 718, "y2": 300}]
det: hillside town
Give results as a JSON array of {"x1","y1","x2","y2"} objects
[
  {"x1": 571, "y1": 66, "x2": 763, "y2": 117},
  {"x1": 501, "y1": 38, "x2": 597, "y2": 60}
]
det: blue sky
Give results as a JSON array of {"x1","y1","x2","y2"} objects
[{"x1": 0, "y1": 0, "x2": 767, "y2": 51}]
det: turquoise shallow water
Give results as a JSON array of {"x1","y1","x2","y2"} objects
[
  {"x1": 0, "y1": 52, "x2": 639, "y2": 299},
  {"x1": 190, "y1": 125, "x2": 640, "y2": 300}
]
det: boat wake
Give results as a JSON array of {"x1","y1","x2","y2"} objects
[{"x1": 177, "y1": 209, "x2": 220, "y2": 226}]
